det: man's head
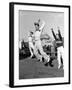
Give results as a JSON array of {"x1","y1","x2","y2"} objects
[
  {"x1": 34, "y1": 19, "x2": 41, "y2": 30},
  {"x1": 56, "y1": 33, "x2": 59, "y2": 39},
  {"x1": 34, "y1": 22, "x2": 39, "y2": 30},
  {"x1": 30, "y1": 31, "x2": 33, "y2": 36}
]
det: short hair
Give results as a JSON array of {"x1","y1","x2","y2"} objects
[
  {"x1": 34, "y1": 22, "x2": 39, "y2": 26},
  {"x1": 30, "y1": 31, "x2": 33, "y2": 34}
]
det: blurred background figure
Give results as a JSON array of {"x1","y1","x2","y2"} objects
[
  {"x1": 51, "y1": 27, "x2": 64, "y2": 69},
  {"x1": 28, "y1": 31, "x2": 35, "y2": 58}
]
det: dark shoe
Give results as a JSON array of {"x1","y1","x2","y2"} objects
[
  {"x1": 42, "y1": 57, "x2": 45, "y2": 62},
  {"x1": 49, "y1": 58, "x2": 54, "y2": 67},
  {"x1": 44, "y1": 62, "x2": 49, "y2": 66},
  {"x1": 31, "y1": 55, "x2": 36, "y2": 58},
  {"x1": 49, "y1": 63, "x2": 54, "y2": 67},
  {"x1": 37, "y1": 59, "x2": 40, "y2": 62}
]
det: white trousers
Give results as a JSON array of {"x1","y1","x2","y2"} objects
[
  {"x1": 29, "y1": 42, "x2": 34, "y2": 57},
  {"x1": 34, "y1": 40, "x2": 50, "y2": 62},
  {"x1": 57, "y1": 46, "x2": 64, "y2": 68}
]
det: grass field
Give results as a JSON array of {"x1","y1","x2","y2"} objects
[{"x1": 19, "y1": 57, "x2": 64, "y2": 79}]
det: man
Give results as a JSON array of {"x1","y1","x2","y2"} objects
[
  {"x1": 28, "y1": 31, "x2": 35, "y2": 58},
  {"x1": 51, "y1": 27, "x2": 64, "y2": 69},
  {"x1": 34, "y1": 19, "x2": 50, "y2": 65},
  {"x1": 19, "y1": 40, "x2": 22, "y2": 50}
]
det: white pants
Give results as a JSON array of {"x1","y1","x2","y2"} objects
[
  {"x1": 57, "y1": 46, "x2": 64, "y2": 68},
  {"x1": 34, "y1": 40, "x2": 50, "y2": 62},
  {"x1": 29, "y1": 42, "x2": 34, "y2": 57}
]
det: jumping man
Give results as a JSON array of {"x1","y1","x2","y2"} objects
[{"x1": 34, "y1": 19, "x2": 50, "y2": 65}]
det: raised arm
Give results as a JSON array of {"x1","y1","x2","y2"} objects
[
  {"x1": 51, "y1": 28, "x2": 57, "y2": 40},
  {"x1": 58, "y1": 27, "x2": 62, "y2": 40},
  {"x1": 39, "y1": 20, "x2": 45, "y2": 32},
  {"x1": 58, "y1": 30, "x2": 62, "y2": 40}
]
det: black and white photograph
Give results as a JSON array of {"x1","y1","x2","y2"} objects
[
  {"x1": 19, "y1": 10, "x2": 64, "y2": 79},
  {"x1": 9, "y1": 2, "x2": 70, "y2": 87}
]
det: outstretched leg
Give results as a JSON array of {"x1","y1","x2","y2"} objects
[
  {"x1": 37, "y1": 41, "x2": 50, "y2": 65},
  {"x1": 29, "y1": 47, "x2": 34, "y2": 58}
]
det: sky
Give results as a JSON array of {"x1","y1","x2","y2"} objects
[{"x1": 19, "y1": 10, "x2": 64, "y2": 42}]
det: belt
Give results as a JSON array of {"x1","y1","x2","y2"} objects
[{"x1": 35, "y1": 39, "x2": 40, "y2": 41}]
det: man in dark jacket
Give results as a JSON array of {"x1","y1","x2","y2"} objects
[{"x1": 51, "y1": 27, "x2": 64, "y2": 69}]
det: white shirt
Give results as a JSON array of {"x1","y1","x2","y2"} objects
[
  {"x1": 28, "y1": 36, "x2": 33, "y2": 42},
  {"x1": 34, "y1": 31, "x2": 41, "y2": 41},
  {"x1": 34, "y1": 21, "x2": 45, "y2": 41}
]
